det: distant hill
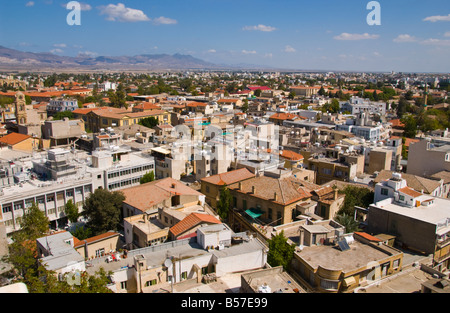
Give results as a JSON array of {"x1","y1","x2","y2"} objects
[{"x1": 0, "y1": 46, "x2": 222, "y2": 71}]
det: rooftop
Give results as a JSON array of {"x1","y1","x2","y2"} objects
[
  {"x1": 200, "y1": 168, "x2": 255, "y2": 186},
  {"x1": 298, "y1": 240, "x2": 401, "y2": 273},
  {"x1": 372, "y1": 197, "x2": 450, "y2": 227}
]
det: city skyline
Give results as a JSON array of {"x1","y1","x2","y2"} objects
[{"x1": 0, "y1": 0, "x2": 449, "y2": 72}]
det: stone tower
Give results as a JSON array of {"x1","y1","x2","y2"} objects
[{"x1": 14, "y1": 91, "x2": 27, "y2": 125}]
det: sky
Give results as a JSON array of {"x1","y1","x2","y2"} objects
[{"x1": 0, "y1": 0, "x2": 449, "y2": 72}]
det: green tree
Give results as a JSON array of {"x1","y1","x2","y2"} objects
[
  {"x1": 335, "y1": 213, "x2": 361, "y2": 233},
  {"x1": 318, "y1": 86, "x2": 326, "y2": 96},
  {"x1": 338, "y1": 186, "x2": 374, "y2": 217},
  {"x1": 53, "y1": 111, "x2": 74, "y2": 120},
  {"x1": 64, "y1": 199, "x2": 79, "y2": 224},
  {"x1": 267, "y1": 231, "x2": 296, "y2": 270},
  {"x1": 139, "y1": 116, "x2": 159, "y2": 128},
  {"x1": 217, "y1": 187, "x2": 232, "y2": 221},
  {"x1": 140, "y1": 171, "x2": 155, "y2": 184},
  {"x1": 108, "y1": 84, "x2": 127, "y2": 109},
  {"x1": 18, "y1": 203, "x2": 50, "y2": 241},
  {"x1": 5, "y1": 203, "x2": 49, "y2": 279},
  {"x1": 241, "y1": 99, "x2": 249, "y2": 113},
  {"x1": 71, "y1": 225, "x2": 92, "y2": 241},
  {"x1": 82, "y1": 189, "x2": 125, "y2": 236},
  {"x1": 288, "y1": 91, "x2": 296, "y2": 100},
  {"x1": 401, "y1": 115, "x2": 417, "y2": 138}
]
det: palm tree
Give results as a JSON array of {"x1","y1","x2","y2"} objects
[{"x1": 335, "y1": 213, "x2": 361, "y2": 234}]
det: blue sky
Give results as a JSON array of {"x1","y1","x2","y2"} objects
[{"x1": 0, "y1": 0, "x2": 449, "y2": 72}]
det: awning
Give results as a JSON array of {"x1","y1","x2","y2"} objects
[
  {"x1": 343, "y1": 276, "x2": 356, "y2": 287},
  {"x1": 245, "y1": 208, "x2": 264, "y2": 219}
]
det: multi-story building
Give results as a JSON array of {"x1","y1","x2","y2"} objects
[
  {"x1": 306, "y1": 147, "x2": 365, "y2": 185},
  {"x1": 367, "y1": 172, "x2": 450, "y2": 272},
  {"x1": 0, "y1": 146, "x2": 155, "y2": 235},
  {"x1": 47, "y1": 98, "x2": 79, "y2": 116},
  {"x1": 227, "y1": 172, "x2": 313, "y2": 231},
  {"x1": 339, "y1": 96, "x2": 386, "y2": 116},
  {"x1": 201, "y1": 168, "x2": 256, "y2": 209},
  {"x1": 85, "y1": 108, "x2": 171, "y2": 133},
  {"x1": 407, "y1": 138, "x2": 450, "y2": 177},
  {"x1": 290, "y1": 232, "x2": 404, "y2": 293},
  {"x1": 86, "y1": 225, "x2": 267, "y2": 293},
  {"x1": 42, "y1": 118, "x2": 86, "y2": 147}
]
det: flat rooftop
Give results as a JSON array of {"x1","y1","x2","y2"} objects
[
  {"x1": 298, "y1": 241, "x2": 401, "y2": 273},
  {"x1": 241, "y1": 267, "x2": 305, "y2": 293},
  {"x1": 373, "y1": 197, "x2": 450, "y2": 226}
]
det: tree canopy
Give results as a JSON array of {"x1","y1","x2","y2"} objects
[
  {"x1": 337, "y1": 186, "x2": 374, "y2": 217},
  {"x1": 140, "y1": 171, "x2": 155, "y2": 184},
  {"x1": 82, "y1": 188, "x2": 125, "y2": 236},
  {"x1": 216, "y1": 187, "x2": 232, "y2": 221},
  {"x1": 267, "y1": 231, "x2": 296, "y2": 270}
]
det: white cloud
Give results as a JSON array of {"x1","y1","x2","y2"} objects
[
  {"x1": 62, "y1": 2, "x2": 92, "y2": 11},
  {"x1": 284, "y1": 45, "x2": 296, "y2": 53},
  {"x1": 241, "y1": 50, "x2": 257, "y2": 55},
  {"x1": 444, "y1": 31, "x2": 450, "y2": 37},
  {"x1": 242, "y1": 24, "x2": 276, "y2": 32},
  {"x1": 26, "y1": 1, "x2": 34, "y2": 7},
  {"x1": 53, "y1": 43, "x2": 67, "y2": 48},
  {"x1": 152, "y1": 16, "x2": 177, "y2": 25},
  {"x1": 420, "y1": 38, "x2": 450, "y2": 46},
  {"x1": 50, "y1": 49, "x2": 63, "y2": 54},
  {"x1": 393, "y1": 34, "x2": 418, "y2": 43},
  {"x1": 264, "y1": 53, "x2": 273, "y2": 58},
  {"x1": 207, "y1": 49, "x2": 217, "y2": 53},
  {"x1": 334, "y1": 32, "x2": 379, "y2": 40},
  {"x1": 78, "y1": 51, "x2": 99, "y2": 57},
  {"x1": 423, "y1": 14, "x2": 450, "y2": 22},
  {"x1": 98, "y1": 3, "x2": 150, "y2": 22}
]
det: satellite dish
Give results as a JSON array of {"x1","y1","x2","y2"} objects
[{"x1": 164, "y1": 258, "x2": 173, "y2": 269}]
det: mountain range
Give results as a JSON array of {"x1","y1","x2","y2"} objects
[{"x1": 0, "y1": 45, "x2": 225, "y2": 72}]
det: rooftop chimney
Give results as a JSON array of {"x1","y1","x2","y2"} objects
[{"x1": 252, "y1": 186, "x2": 256, "y2": 194}]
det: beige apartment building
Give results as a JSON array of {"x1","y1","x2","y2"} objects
[
  {"x1": 407, "y1": 139, "x2": 450, "y2": 176},
  {"x1": 227, "y1": 173, "x2": 313, "y2": 229},
  {"x1": 200, "y1": 168, "x2": 255, "y2": 209},
  {"x1": 290, "y1": 232, "x2": 404, "y2": 293},
  {"x1": 307, "y1": 152, "x2": 364, "y2": 185}
]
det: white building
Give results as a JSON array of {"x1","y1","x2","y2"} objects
[
  {"x1": 0, "y1": 147, "x2": 155, "y2": 235},
  {"x1": 340, "y1": 96, "x2": 386, "y2": 116},
  {"x1": 47, "y1": 98, "x2": 79, "y2": 115}
]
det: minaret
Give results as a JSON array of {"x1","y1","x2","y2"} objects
[
  {"x1": 14, "y1": 91, "x2": 27, "y2": 125},
  {"x1": 423, "y1": 84, "x2": 428, "y2": 111}
]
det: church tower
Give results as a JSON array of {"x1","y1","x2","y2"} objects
[{"x1": 15, "y1": 91, "x2": 27, "y2": 125}]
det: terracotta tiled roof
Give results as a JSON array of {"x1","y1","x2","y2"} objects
[
  {"x1": 280, "y1": 150, "x2": 304, "y2": 161},
  {"x1": 201, "y1": 168, "x2": 255, "y2": 186},
  {"x1": 312, "y1": 186, "x2": 334, "y2": 197},
  {"x1": 217, "y1": 99, "x2": 239, "y2": 103},
  {"x1": 133, "y1": 102, "x2": 160, "y2": 110},
  {"x1": 229, "y1": 175, "x2": 312, "y2": 205},
  {"x1": 72, "y1": 107, "x2": 106, "y2": 115},
  {"x1": 0, "y1": 132, "x2": 31, "y2": 145},
  {"x1": 269, "y1": 113, "x2": 298, "y2": 120},
  {"x1": 398, "y1": 186, "x2": 423, "y2": 198},
  {"x1": 186, "y1": 101, "x2": 208, "y2": 107},
  {"x1": 354, "y1": 232, "x2": 382, "y2": 242},
  {"x1": 374, "y1": 170, "x2": 441, "y2": 195},
  {"x1": 73, "y1": 231, "x2": 120, "y2": 249},
  {"x1": 169, "y1": 213, "x2": 221, "y2": 238},
  {"x1": 121, "y1": 177, "x2": 202, "y2": 212}
]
